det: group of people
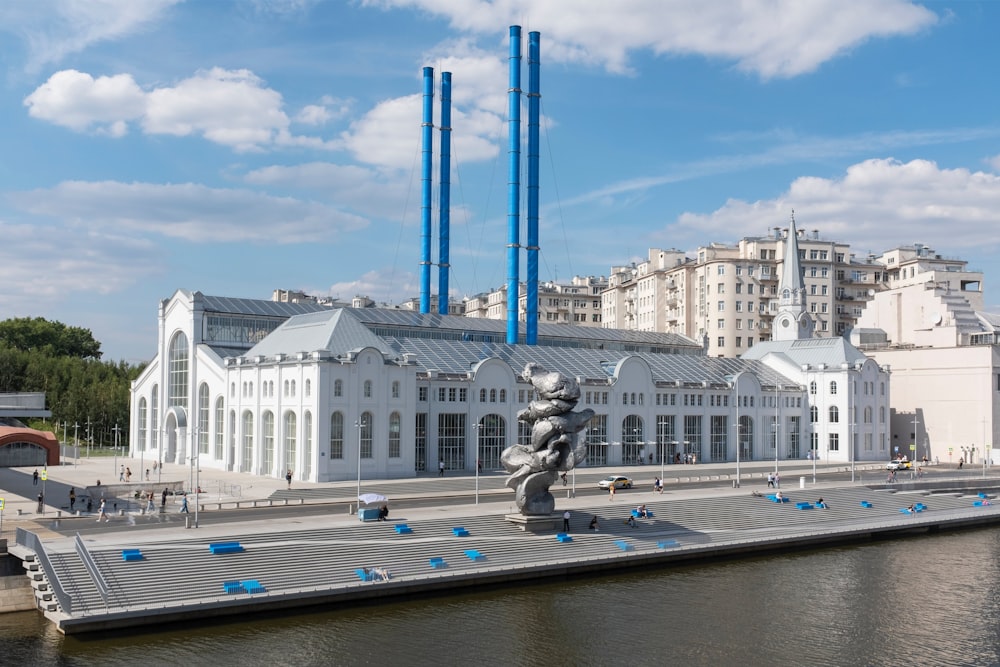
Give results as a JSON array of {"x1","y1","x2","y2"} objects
[
  {"x1": 766, "y1": 472, "x2": 781, "y2": 488},
  {"x1": 362, "y1": 566, "x2": 391, "y2": 582},
  {"x1": 674, "y1": 453, "x2": 697, "y2": 464}
]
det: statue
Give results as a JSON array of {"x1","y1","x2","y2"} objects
[{"x1": 501, "y1": 363, "x2": 594, "y2": 515}]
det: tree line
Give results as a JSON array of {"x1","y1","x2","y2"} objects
[{"x1": 0, "y1": 317, "x2": 144, "y2": 446}]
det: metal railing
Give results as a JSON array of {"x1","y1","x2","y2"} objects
[{"x1": 74, "y1": 533, "x2": 111, "y2": 611}]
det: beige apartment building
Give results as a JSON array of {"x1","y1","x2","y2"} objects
[
  {"x1": 463, "y1": 276, "x2": 608, "y2": 327},
  {"x1": 602, "y1": 221, "x2": 886, "y2": 357}
]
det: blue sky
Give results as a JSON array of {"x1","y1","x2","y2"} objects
[{"x1": 2, "y1": 0, "x2": 999, "y2": 363}]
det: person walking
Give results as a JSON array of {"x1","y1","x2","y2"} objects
[
  {"x1": 286, "y1": 469, "x2": 293, "y2": 489},
  {"x1": 97, "y1": 499, "x2": 109, "y2": 522},
  {"x1": 119, "y1": 465, "x2": 125, "y2": 482},
  {"x1": 145, "y1": 492, "x2": 155, "y2": 514},
  {"x1": 32, "y1": 469, "x2": 39, "y2": 486},
  {"x1": 125, "y1": 467, "x2": 132, "y2": 483},
  {"x1": 438, "y1": 460, "x2": 445, "y2": 477},
  {"x1": 774, "y1": 472, "x2": 781, "y2": 488},
  {"x1": 563, "y1": 510, "x2": 571, "y2": 532},
  {"x1": 609, "y1": 484, "x2": 616, "y2": 501},
  {"x1": 767, "y1": 472, "x2": 774, "y2": 488},
  {"x1": 161, "y1": 487, "x2": 169, "y2": 510},
  {"x1": 69, "y1": 488, "x2": 76, "y2": 512},
  {"x1": 145, "y1": 468, "x2": 151, "y2": 481},
  {"x1": 180, "y1": 495, "x2": 189, "y2": 513}
]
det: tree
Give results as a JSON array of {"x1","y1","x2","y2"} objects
[{"x1": 0, "y1": 317, "x2": 102, "y2": 359}]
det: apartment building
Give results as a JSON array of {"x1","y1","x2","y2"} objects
[
  {"x1": 602, "y1": 218, "x2": 885, "y2": 357},
  {"x1": 463, "y1": 276, "x2": 608, "y2": 327}
]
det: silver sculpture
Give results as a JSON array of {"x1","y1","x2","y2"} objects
[{"x1": 501, "y1": 363, "x2": 594, "y2": 515}]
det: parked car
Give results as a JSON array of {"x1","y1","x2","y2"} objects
[
  {"x1": 598, "y1": 475, "x2": 633, "y2": 490},
  {"x1": 886, "y1": 459, "x2": 913, "y2": 471}
]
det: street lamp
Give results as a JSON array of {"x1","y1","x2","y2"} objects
[
  {"x1": 472, "y1": 421, "x2": 481, "y2": 505},
  {"x1": 112, "y1": 423, "x2": 121, "y2": 481},
  {"x1": 355, "y1": 417, "x2": 365, "y2": 514}
]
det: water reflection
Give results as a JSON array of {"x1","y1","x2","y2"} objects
[{"x1": 4, "y1": 529, "x2": 1000, "y2": 666}]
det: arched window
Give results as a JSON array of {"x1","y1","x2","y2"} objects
[
  {"x1": 291, "y1": 380, "x2": 296, "y2": 397},
  {"x1": 388, "y1": 412, "x2": 401, "y2": 458},
  {"x1": 829, "y1": 381, "x2": 838, "y2": 395},
  {"x1": 479, "y1": 388, "x2": 487, "y2": 403},
  {"x1": 363, "y1": 380, "x2": 372, "y2": 398},
  {"x1": 198, "y1": 383, "x2": 210, "y2": 454},
  {"x1": 810, "y1": 406, "x2": 818, "y2": 423},
  {"x1": 283, "y1": 380, "x2": 289, "y2": 397},
  {"x1": 214, "y1": 396, "x2": 224, "y2": 460},
  {"x1": 138, "y1": 397, "x2": 148, "y2": 452},
  {"x1": 262, "y1": 411, "x2": 275, "y2": 475},
  {"x1": 302, "y1": 411, "x2": 313, "y2": 478},
  {"x1": 499, "y1": 389, "x2": 506, "y2": 403},
  {"x1": 334, "y1": 379, "x2": 343, "y2": 398},
  {"x1": 241, "y1": 411, "x2": 254, "y2": 473},
  {"x1": 391, "y1": 381, "x2": 399, "y2": 399},
  {"x1": 305, "y1": 379, "x2": 311, "y2": 397},
  {"x1": 490, "y1": 389, "x2": 497, "y2": 403},
  {"x1": 809, "y1": 381, "x2": 817, "y2": 395},
  {"x1": 864, "y1": 406, "x2": 872, "y2": 424},
  {"x1": 230, "y1": 382, "x2": 236, "y2": 398},
  {"x1": 880, "y1": 406, "x2": 886, "y2": 423},
  {"x1": 150, "y1": 385, "x2": 159, "y2": 452},
  {"x1": 168, "y1": 332, "x2": 189, "y2": 408},
  {"x1": 829, "y1": 406, "x2": 839, "y2": 423},
  {"x1": 283, "y1": 411, "x2": 297, "y2": 476},
  {"x1": 329, "y1": 412, "x2": 344, "y2": 459},
  {"x1": 360, "y1": 411, "x2": 373, "y2": 458}
]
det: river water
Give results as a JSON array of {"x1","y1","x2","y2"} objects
[{"x1": 2, "y1": 528, "x2": 999, "y2": 666}]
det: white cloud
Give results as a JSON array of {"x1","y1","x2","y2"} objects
[
  {"x1": 23, "y1": 69, "x2": 146, "y2": 134},
  {"x1": 672, "y1": 158, "x2": 1000, "y2": 254},
  {"x1": 324, "y1": 269, "x2": 421, "y2": 305},
  {"x1": 0, "y1": 0, "x2": 182, "y2": 72},
  {"x1": 10, "y1": 180, "x2": 370, "y2": 243},
  {"x1": 23, "y1": 67, "x2": 341, "y2": 152},
  {"x1": 365, "y1": 0, "x2": 937, "y2": 78}
]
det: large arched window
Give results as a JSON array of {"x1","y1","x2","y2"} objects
[
  {"x1": 829, "y1": 406, "x2": 839, "y2": 423},
  {"x1": 168, "y1": 332, "x2": 189, "y2": 408},
  {"x1": 198, "y1": 383, "x2": 210, "y2": 454},
  {"x1": 388, "y1": 412, "x2": 401, "y2": 458},
  {"x1": 477, "y1": 414, "x2": 507, "y2": 469},
  {"x1": 241, "y1": 411, "x2": 254, "y2": 473},
  {"x1": 283, "y1": 411, "x2": 297, "y2": 475},
  {"x1": 303, "y1": 411, "x2": 312, "y2": 478},
  {"x1": 329, "y1": 412, "x2": 344, "y2": 459},
  {"x1": 262, "y1": 411, "x2": 275, "y2": 475}
]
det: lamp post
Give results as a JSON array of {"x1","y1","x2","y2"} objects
[
  {"x1": 73, "y1": 422, "x2": 79, "y2": 467},
  {"x1": 189, "y1": 427, "x2": 197, "y2": 493},
  {"x1": 112, "y1": 423, "x2": 121, "y2": 481},
  {"x1": 472, "y1": 421, "x2": 481, "y2": 505},
  {"x1": 733, "y1": 377, "x2": 741, "y2": 488},
  {"x1": 191, "y1": 454, "x2": 200, "y2": 528},
  {"x1": 355, "y1": 417, "x2": 365, "y2": 514}
]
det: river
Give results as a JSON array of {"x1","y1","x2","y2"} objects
[{"x1": 2, "y1": 527, "x2": 999, "y2": 666}]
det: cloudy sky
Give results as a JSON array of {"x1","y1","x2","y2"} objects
[{"x1": 2, "y1": 0, "x2": 999, "y2": 362}]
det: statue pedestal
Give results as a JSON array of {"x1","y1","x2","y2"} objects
[{"x1": 504, "y1": 513, "x2": 561, "y2": 533}]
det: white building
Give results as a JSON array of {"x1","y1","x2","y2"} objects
[
  {"x1": 130, "y1": 281, "x2": 880, "y2": 485},
  {"x1": 853, "y1": 244, "x2": 997, "y2": 464}
]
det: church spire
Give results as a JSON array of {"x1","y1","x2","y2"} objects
[{"x1": 773, "y1": 210, "x2": 813, "y2": 341}]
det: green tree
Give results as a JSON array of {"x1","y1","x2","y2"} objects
[{"x1": 0, "y1": 317, "x2": 102, "y2": 359}]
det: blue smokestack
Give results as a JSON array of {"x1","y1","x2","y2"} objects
[
  {"x1": 526, "y1": 31, "x2": 540, "y2": 345},
  {"x1": 419, "y1": 66, "x2": 434, "y2": 314},
  {"x1": 506, "y1": 26, "x2": 522, "y2": 344},
  {"x1": 438, "y1": 72, "x2": 452, "y2": 315}
]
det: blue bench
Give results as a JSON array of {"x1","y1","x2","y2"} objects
[
  {"x1": 242, "y1": 579, "x2": 266, "y2": 594},
  {"x1": 795, "y1": 502, "x2": 813, "y2": 510},
  {"x1": 974, "y1": 500, "x2": 991, "y2": 507},
  {"x1": 355, "y1": 568, "x2": 376, "y2": 582},
  {"x1": 657, "y1": 539, "x2": 679, "y2": 549},
  {"x1": 464, "y1": 549, "x2": 485, "y2": 561},
  {"x1": 979, "y1": 492, "x2": 989, "y2": 499},
  {"x1": 555, "y1": 533, "x2": 573, "y2": 543},
  {"x1": 452, "y1": 527, "x2": 470, "y2": 537},
  {"x1": 860, "y1": 501, "x2": 873, "y2": 508},
  {"x1": 614, "y1": 540, "x2": 633, "y2": 552},
  {"x1": 394, "y1": 524, "x2": 413, "y2": 534},
  {"x1": 631, "y1": 509, "x2": 654, "y2": 518},
  {"x1": 429, "y1": 557, "x2": 448, "y2": 569},
  {"x1": 223, "y1": 580, "x2": 245, "y2": 594},
  {"x1": 900, "y1": 505, "x2": 924, "y2": 514},
  {"x1": 915, "y1": 503, "x2": 927, "y2": 512},
  {"x1": 767, "y1": 495, "x2": 790, "y2": 503},
  {"x1": 122, "y1": 549, "x2": 143, "y2": 562},
  {"x1": 209, "y1": 542, "x2": 244, "y2": 555}
]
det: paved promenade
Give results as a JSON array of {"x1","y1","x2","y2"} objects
[{"x1": 5, "y1": 455, "x2": 1000, "y2": 634}]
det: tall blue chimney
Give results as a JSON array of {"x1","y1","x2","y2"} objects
[
  {"x1": 419, "y1": 66, "x2": 434, "y2": 314},
  {"x1": 438, "y1": 72, "x2": 452, "y2": 315},
  {"x1": 506, "y1": 26, "x2": 522, "y2": 344},
  {"x1": 526, "y1": 31, "x2": 540, "y2": 345}
]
